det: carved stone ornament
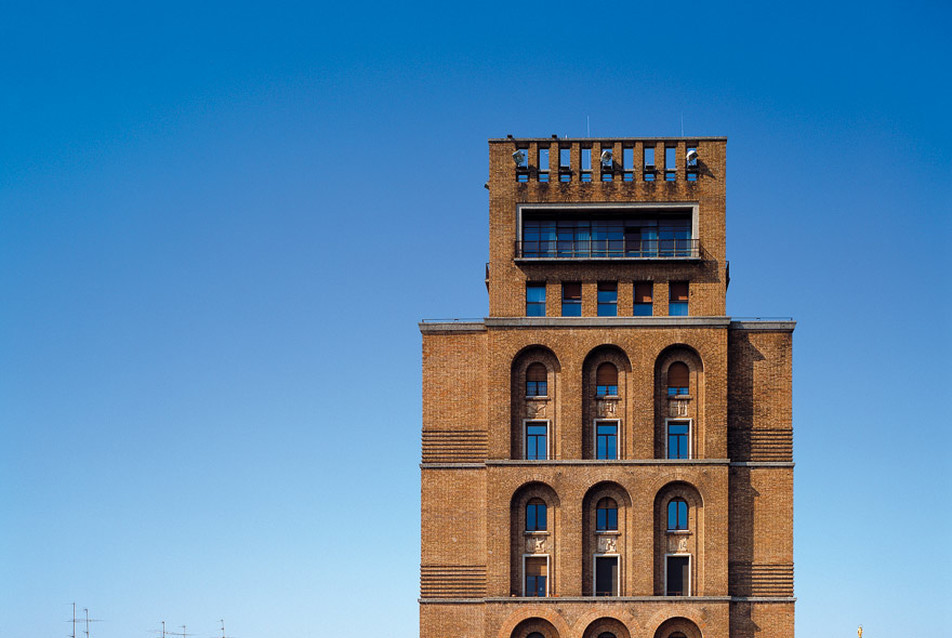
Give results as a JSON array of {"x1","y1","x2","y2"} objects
[
  {"x1": 526, "y1": 536, "x2": 546, "y2": 554},
  {"x1": 597, "y1": 536, "x2": 617, "y2": 553},
  {"x1": 668, "y1": 398, "x2": 689, "y2": 418},
  {"x1": 526, "y1": 401, "x2": 547, "y2": 418},
  {"x1": 677, "y1": 536, "x2": 689, "y2": 552},
  {"x1": 596, "y1": 399, "x2": 617, "y2": 418}
]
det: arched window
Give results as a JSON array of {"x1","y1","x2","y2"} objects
[
  {"x1": 667, "y1": 498, "x2": 688, "y2": 531},
  {"x1": 596, "y1": 497, "x2": 618, "y2": 531},
  {"x1": 669, "y1": 633, "x2": 687, "y2": 638},
  {"x1": 598, "y1": 633, "x2": 617, "y2": 638},
  {"x1": 526, "y1": 363, "x2": 548, "y2": 397},
  {"x1": 527, "y1": 633, "x2": 544, "y2": 638},
  {"x1": 526, "y1": 498, "x2": 547, "y2": 531},
  {"x1": 667, "y1": 362, "x2": 690, "y2": 395},
  {"x1": 596, "y1": 362, "x2": 618, "y2": 396}
]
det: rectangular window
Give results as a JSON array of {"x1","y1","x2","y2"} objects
[
  {"x1": 597, "y1": 282, "x2": 617, "y2": 316},
  {"x1": 538, "y1": 148, "x2": 549, "y2": 182},
  {"x1": 562, "y1": 282, "x2": 582, "y2": 316},
  {"x1": 595, "y1": 420, "x2": 618, "y2": 460},
  {"x1": 526, "y1": 282, "x2": 546, "y2": 317},
  {"x1": 665, "y1": 555, "x2": 690, "y2": 596},
  {"x1": 594, "y1": 556, "x2": 619, "y2": 596},
  {"x1": 665, "y1": 146, "x2": 676, "y2": 181},
  {"x1": 525, "y1": 421, "x2": 548, "y2": 460},
  {"x1": 667, "y1": 421, "x2": 690, "y2": 459},
  {"x1": 581, "y1": 148, "x2": 592, "y2": 182},
  {"x1": 634, "y1": 282, "x2": 653, "y2": 316},
  {"x1": 525, "y1": 556, "x2": 548, "y2": 597},
  {"x1": 669, "y1": 281, "x2": 688, "y2": 316},
  {"x1": 622, "y1": 146, "x2": 634, "y2": 181}
]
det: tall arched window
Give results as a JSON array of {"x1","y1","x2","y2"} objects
[
  {"x1": 596, "y1": 497, "x2": 618, "y2": 531},
  {"x1": 526, "y1": 363, "x2": 548, "y2": 397},
  {"x1": 598, "y1": 633, "x2": 617, "y2": 638},
  {"x1": 526, "y1": 498, "x2": 547, "y2": 531},
  {"x1": 667, "y1": 498, "x2": 688, "y2": 531},
  {"x1": 596, "y1": 362, "x2": 618, "y2": 396},
  {"x1": 667, "y1": 362, "x2": 689, "y2": 395}
]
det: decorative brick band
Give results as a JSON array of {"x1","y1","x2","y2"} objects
[
  {"x1": 420, "y1": 565, "x2": 487, "y2": 598},
  {"x1": 422, "y1": 430, "x2": 488, "y2": 463},
  {"x1": 729, "y1": 563, "x2": 794, "y2": 596}
]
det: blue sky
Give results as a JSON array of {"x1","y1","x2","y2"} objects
[{"x1": 1, "y1": 1, "x2": 950, "y2": 637}]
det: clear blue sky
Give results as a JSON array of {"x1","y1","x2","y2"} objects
[{"x1": 1, "y1": 1, "x2": 949, "y2": 637}]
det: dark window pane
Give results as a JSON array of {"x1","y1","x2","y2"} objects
[
  {"x1": 666, "y1": 556, "x2": 689, "y2": 595},
  {"x1": 595, "y1": 556, "x2": 618, "y2": 596}
]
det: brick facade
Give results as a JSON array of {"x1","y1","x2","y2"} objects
[{"x1": 420, "y1": 137, "x2": 794, "y2": 638}]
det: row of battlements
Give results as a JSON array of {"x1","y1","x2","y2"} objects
[{"x1": 490, "y1": 136, "x2": 726, "y2": 185}]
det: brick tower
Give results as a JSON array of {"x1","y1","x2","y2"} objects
[{"x1": 419, "y1": 137, "x2": 794, "y2": 638}]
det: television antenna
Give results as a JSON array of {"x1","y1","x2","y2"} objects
[{"x1": 166, "y1": 625, "x2": 194, "y2": 638}]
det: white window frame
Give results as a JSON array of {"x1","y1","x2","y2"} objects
[
  {"x1": 592, "y1": 553, "x2": 621, "y2": 596},
  {"x1": 523, "y1": 419, "x2": 550, "y2": 461},
  {"x1": 594, "y1": 418, "x2": 622, "y2": 460},
  {"x1": 664, "y1": 553, "x2": 691, "y2": 597},
  {"x1": 664, "y1": 418, "x2": 692, "y2": 460},
  {"x1": 522, "y1": 553, "x2": 550, "y2": 597}
]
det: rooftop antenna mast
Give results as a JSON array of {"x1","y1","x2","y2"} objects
[
  {"x1": 66, "y1": 602, "x2": 77, "y2": 638},
  {"x1": 166, "y1": 625, "x2": 194, "y2": 638},
  {"x1": 219, "y1": 619, "x2": 235, "y2": 638},
  {"x1": 82, "y1": 608, "x2": 102, "y2": 638}
]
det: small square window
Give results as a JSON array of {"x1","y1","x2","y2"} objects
[
  {"x1": 526, "y1": 282, "x2": 546, "y2": 317},
  {"x1": 562, "y1": 282, "x2": 582, "y2": 316},
  {"x1": 669, "y1": 281, "x2": 688, "y2": 316},
  {"x1": 597, "y1": 282, "x2": 617, "y2": 316},
  {"x1": 634, "y1": 282, "x2": 653, "y2": 316}
]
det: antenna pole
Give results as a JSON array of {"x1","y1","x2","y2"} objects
[
  {"x1": 71, "y1": 603, "x2": 77, "y2": 638},
  {"x1": 84, "y1": 608, "x2": 89, "y2": 638}
]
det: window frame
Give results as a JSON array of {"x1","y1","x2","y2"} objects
[
  {"x1": 596, "y1": 497, "x2": 618, "y2": 532},
  {"x1": 597, "y1": 281, "x2": 618, "y2": 316},
  {"x1": 561, "y1": 281, "x2": 582, "y2": 316},
  {"x1": 634, "y1": 281, "x2": 653, "y2": 316},
  {"x1": 526, "y1": 282, "x2": 546, "y2": 317},
  {"x1": 593, "y1": 553, "x2": 621, "y2": 597},
  {"x1": 665, "y1": 419, "x2": 691, "y2": 460},
  {"x1": 595, "y1": 362, "x2": 619, "y2": 397},
  {"x1": 525, "y1": 362, "x2": 548, "y2": 397},
  {"x1": 664, "y1": 553, "x2": 691, "y2": 596},
  {"x1": 523, "y1": 554, "x2": 550, "y2": 597},
  {"x1": 668, "y1": 281, "x2": 689, "y2": 316},
  {"x1": 525, "y1": 498, "x2": 548, "y2": 532},
  {"x1": 523, "y1": 419, "x2": 549, "y2": 461},
  {"x1": 594, "y1": 418, "x2": 621, "y2": 460},
  {"x1": 667, "y1": 497, "x2": 689, "y2": 531}
]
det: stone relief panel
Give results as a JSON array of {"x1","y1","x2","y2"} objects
[
  {"x1": 668, "y1": 398, "x2": 689, "y2": 417},
  {"x1": 526, "y1": 400, "x2": 548, "y2": 418},
  {"x1": 596, "y1": 535, "x2": 618, "y2": 553},
  {"x1": 525, "y1": 535, "x2": 547, "y2": 554}
]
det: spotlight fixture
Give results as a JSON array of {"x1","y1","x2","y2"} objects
[
  {"x1": 600, "y1": 149, "x2": 613, "y2": 165},
  {"x1": 686, "y1": 148, "x2": 699, "y2": 163},
  {"x1": 512, "y1": 150, "x2": 527, "y2": 165}
]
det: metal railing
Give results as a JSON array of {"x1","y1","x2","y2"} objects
[{"x1": 516, "y1": 238, "x2": 700, "y2": 259}]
